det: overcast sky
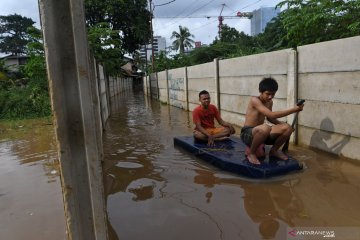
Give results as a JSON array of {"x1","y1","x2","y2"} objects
[{"x1": 1, "y1": 0, "x2": 282, "y2": 50}]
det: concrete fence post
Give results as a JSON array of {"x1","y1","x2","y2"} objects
[
  {"x1": 184, "y1": 67, "x2": 189, "y2": 111},
  {"x1": 214, "y1": 58, "x2": 220, "y2": 110},
  {"x1": 286, "y1": 49, "x2": 298, "y2": 144},
  {"x1": 143, "y1": 76, "x2": 147, "y2": 95},
  {"x1": 166, "y1": 69, "x2": 170, "y2": 104},
  {"x1": 39, "y1": 0, "x2": 108, "y2": 239}
]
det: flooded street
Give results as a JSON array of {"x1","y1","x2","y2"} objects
[
  {"x1": 0, "y1": 119, "x2": 66, "y2": 240},
  {"x1": 1, "y1": 89, "x2": 360, "y2": 240},
  {"x1": 103, "y1": 90, "x2": 360, "y2": 240}
]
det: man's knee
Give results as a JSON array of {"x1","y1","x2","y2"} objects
[
  {"x1": 283, "y1": 123, "x2": 293, "y2": 136},
  {"x1": 223, "y1": 127, "x2": 233, "y2": 136},
  {"x1": 194, "y1": 130, "x2": 206, "y2": 139},
  {"x1": 254, "y1": 125, "x2": 271, "y2": 136}
]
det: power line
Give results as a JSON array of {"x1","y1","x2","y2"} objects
[
  {"x1": 160, "y1": 0, "x2": 207, "y2": 26},
  {"x1": 185, "y1": 0, "x2": 218, "y2": 17},
  {"x1": 161, "y1": 0, "x2": 218, "y2": 28},
  {"x1": 189, "y1": 18, "x2": 218, "y2": 33},
  {"x1": 155, "y1": 16, "x2": 242, "y2": 19},
  {"x1": 154, "y1": 0, "x2": 176, "y2": 7}
]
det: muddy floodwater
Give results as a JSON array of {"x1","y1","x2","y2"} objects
[
  {"x1": 1, "y1": 90, "x2": 360, "y2": 240},
  {"x1": 103, "y1": 91, "x2": 360, "y2": 240},
  {"x1": 0, "y1": 118, "x2": 66, "y2": 240}
]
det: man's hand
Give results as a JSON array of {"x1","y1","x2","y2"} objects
[
  {"x1": 207, "y1": 135, "x2": 215, "y2": 147},
  {"x1": 296, "y1": 104, "x2": 304, "y2": 112},
  {"x1": 295, "y1": 99, "x2": 305, "y2": 112},
  {"x1": 228, "y1": 125, "x2": 236, "y2": 135}
]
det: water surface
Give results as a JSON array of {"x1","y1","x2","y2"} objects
[
  {"x1": 103, "y1": 90, "x2": 360, "y2": 240},
  {"x1": 0, "y1": 119, "x2": 66, "y2": 240}
]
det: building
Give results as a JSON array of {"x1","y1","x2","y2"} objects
[
  {"x1": 139, "y1": 36, "x2": 166, "y2": 61},
  {"x1": 1, "y1": 54, "x2": 29, "y2": 72},
  {"x1": 251, "y1": 7, "x2": 280, "y2": 36}
]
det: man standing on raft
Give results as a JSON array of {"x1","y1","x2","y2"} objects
[
  {"x1": 193, "y1": 90, "x2": 236, "y2": 146},
  {"x1": 241, "y1": 78, "x2": 304, "y2": 165}
]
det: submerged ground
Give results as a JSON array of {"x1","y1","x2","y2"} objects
[{"x1": 1, "y1": 90, "x2": 359, "y2": 240}]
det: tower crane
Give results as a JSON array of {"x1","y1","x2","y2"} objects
[{"x1": 218, "y1": 4, "x2": 252, "y2": 38}]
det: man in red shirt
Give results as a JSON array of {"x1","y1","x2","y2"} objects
[{"x1": 193, "y1": 90, "x2": 235, "y2": 146}]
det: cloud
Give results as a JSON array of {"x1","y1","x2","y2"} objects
[
  {"x1": 152, "y1": 0, "x2": 281, "y2": 46},
  {"x1": 0, "y1": 0, "x2": 41, "y2": 27},
  {"x1": 0, "y1": 0, "x2": 282, "y2": 52}
]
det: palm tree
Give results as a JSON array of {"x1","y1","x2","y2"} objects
[{"x1": 171, "y1": 25, "x2": 195, "y2": 54}]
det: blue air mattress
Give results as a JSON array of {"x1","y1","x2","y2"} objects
[{"x1": 174, "y1": 136, "x2": 303, "y2": 179}]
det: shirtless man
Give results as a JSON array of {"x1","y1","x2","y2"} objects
[
  {"x1": 241, "y1": 78, "x2": 304, "y2": 165},
  {"x1": 193, "y1": 90, "x2": 235, "y2": 146}
]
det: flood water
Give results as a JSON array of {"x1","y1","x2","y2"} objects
[
  {"x1": 0, "y1": 118, "x2": 66, "y2": 240},
  {"x1": 1, "y1": 89, "x2": 360, "y2": 240},
  {"x1": 103, "y1": 90, "x2": 360, "y2": 240}
]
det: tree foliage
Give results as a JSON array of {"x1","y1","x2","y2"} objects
[
  {"x1": 277, "y1": 0, "x2": 360, "y2": 47},
  {"x1": 87, "y1": 22, "x2": 124, "y2": 75},
  {"x1": 171, "y1": 25, "x2": 195, "y2": 54},
  {"x1": 0, "y1": 14, "x2": 35, "y2": 55},
  {"x1": 85, "y1": 0, "x2": 151, "y2": 54},
  {"x1": 0, "y1": 21, "x2": 51, "y2": 120}
]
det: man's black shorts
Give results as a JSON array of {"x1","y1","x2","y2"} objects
[
  {"x1": 240, "y1": 126, "x2": 253, "y2": 146},
  {"x1": 240, "y1": 126, "x2": 276, "y2": 146}
]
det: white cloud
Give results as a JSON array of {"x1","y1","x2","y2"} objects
[
  {"x1": 0, "y1": 0, "x2": 282, "y2": 51},
  {"x1": 0, "y1": 0, "x2": 41, "y2": 27}
]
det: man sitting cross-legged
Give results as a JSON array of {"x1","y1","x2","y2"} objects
[{"x1": 193, "y1": 90, "x2": 235, "y2": 147}]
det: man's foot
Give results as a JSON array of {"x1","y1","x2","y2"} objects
[
  {"x1": 247, "y1": 154, "x2": 261, "y2": 165},
  {"x1": 269, "y1": 149, "x2": 289, "y2": 160},
  {"x1": 245, "y1": 144, "x2": 265, "y2": 157}
]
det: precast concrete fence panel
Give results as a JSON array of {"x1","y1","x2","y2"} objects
[
  {"x1": 144, "y1": 36, "x2": 360, "y2": 161},
  {"x1": 297, "y1": 36, "x2": 360, "y2": 160},
  {"x1": 158, "y1": 70, "x2": 168, "y2": 104},
  {"x1": 167, "y1": 67, "x2": 187, "y2": 109},
  {"x1": 187, "y1": 61, "x2": 216, "y2": 111},
  {"x1": 218, "y1": 49, "x2": 296, "y2": 127}
]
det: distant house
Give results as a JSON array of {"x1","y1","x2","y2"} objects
[
  {"x1": 1, "y1": 55, "x2": 29, "y2": 71},
  {"x1": 120, "y1": 61, "x2": 139, "y2": 77}
]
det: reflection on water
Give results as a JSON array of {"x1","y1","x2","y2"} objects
[
  {"x1": 103, "y1": 90, "x2": 360, "y2": 240},
  {"x1": 0, "y1": 118, "x2": 66, "y2": 240}
]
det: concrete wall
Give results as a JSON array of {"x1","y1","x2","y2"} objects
[
  {"x1": 168, "y1": 67, "x2": 188, "y2": 109},
  {"x1": 108, "y1": 76, "x2": 133, "y2": 97},
  {"x1": 218, "y1": 49, "x2": 296, "y2": 127},
  {"x1": 188, "y1": 61, "x2": 216, "y2": 111},
  {"x1": 144, "y1": 36, "x2": 360, "y2": 161},
  {"x1": 297, "y1": 36, "x2": 360, "y2": 160}
]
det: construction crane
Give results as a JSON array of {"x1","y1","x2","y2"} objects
[
  {"x1": 218, "y1": 4, "x2": 252, "y2": 38},
  {"x1": 154, "y1": 4, "x2": 252, "y2": 39}
]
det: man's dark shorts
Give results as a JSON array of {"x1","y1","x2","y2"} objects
[
  {"x1": 240, "y1": 126, "x2": 253, "y2": 146},
  {"x1": 240, "y1": 126, "x2": 276, "y2": 146}
]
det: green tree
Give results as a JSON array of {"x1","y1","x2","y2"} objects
[
  {"x1": 254, "y1": 16, "x2": 288, "y2": 51},
  {"x1": 0, "y1": 25, "x2": 51, "y2": 119},
  {"x1": 171, "y1": 25, "x2": 195, "y2": 54},
  {"x1": 0, "y1": 14, "x2": 35, "y2": 55},
  {"x1": 85, "y1": 0, "x2": 151, "y2": 54},
  {"x1": 87, "y1": 22, "x2": 124, "y2": 75},
  {"x1": 277, "y1": 0, "x2": 360, "y2": 47}
]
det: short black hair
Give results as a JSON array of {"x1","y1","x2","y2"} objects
[
  {"x1": 199, "y1": 90, "x2": 209, "y2": 98},
  {"x1": 259, "y1": 77, "x2": 278, "y2": 92}
]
